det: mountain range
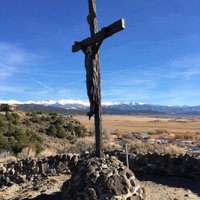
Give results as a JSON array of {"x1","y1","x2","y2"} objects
[{"x1": 1, "y1": 99, "x2": 200, "y2": 115}]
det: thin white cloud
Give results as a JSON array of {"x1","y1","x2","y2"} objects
[
  {"x1": 30, "y1": 78, "x2": 54, "y2": 91},
  {"x1": 0, "y1": 42, "x2": 55, "y2": 92},
  {"x1": 169, "y1": 55, "x2": 200, "y2": 78},
  {"x1": 0, "y1": 42, "x2": 39, "y2": 65},
  {"x1": 55, "y1": 79, "x2": 85, "y2": 89},
  {"x1": 0, "y1": 64, "x2": 14, "y2": 80},
  {"x1": 100, "y1": 54, "x2": 200, "y2": 105}
]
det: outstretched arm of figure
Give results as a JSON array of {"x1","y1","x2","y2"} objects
[{"x1": 74, "y1": 41, "x2": 87, "y2": 54}]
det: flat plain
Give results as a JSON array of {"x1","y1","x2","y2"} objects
[{"x1": 75, "y1": 114, "x2": 200, "y2": 136}]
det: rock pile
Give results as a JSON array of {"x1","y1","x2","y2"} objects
[
  {"x1": 106, "y1": 150, "x2": 200, "y2": 180},
  {"x1": 61, "y1": 155, "x2": 145, "y2": 200},
  {"x1": 126, "y1": 153, "x2": 200, "y2": 180},
  {"x1": 0, "y1": 154, "x2": 79, "y2": 187},
  {"x1": 1, "y1": 151, "x2": 200, "y2": 190}
]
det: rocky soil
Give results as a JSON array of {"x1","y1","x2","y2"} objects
[
  {"x1": 0, "y1": 174, "x2": 199, "y2": 200},
  {"x1": 0, "y1": 152, "x2": 200, "y2": 200},
  {"x1": 0, "y1": 175, "x2": 66, "y2": 200},
  {"x1": 139, "y1": 175, "x2": 200, "y2": 200}
]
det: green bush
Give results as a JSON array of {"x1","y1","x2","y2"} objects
[
  {"x1": 0, "y1": 112, "x2": 43, "y2": 154},
  {"x1": 0, "y1": 133, "x2": 9, "y2": 151},
  {"x1": 56, "y1": 126, "x2": 66, "y2": 138},
  {"x1": 38, "y1": 127, "x2": 45, "y2": 133},
  {"x1": 74, "y1": 124, "x2": 87, "y2": 137},
  {"x1": 55, "y1": 116, "x2": 65, "y2": 125},
  {"x1": 5, "y1": 112, "x2": 20, "y2": 125},
  {"x1": 49, "y1": 112, "x2": 58, "y2": 120},
  {"x1": 30, "y1": 114, "x2": 41, "y2": 123},
  {"x1": 48, "y1": 125, "x2": 57, "y2": 137},
  {"x1": 23, "y1": 119, "x2": 31, "y2": 126},
  {"x1": 0, "y1": 111, "x2": 87, "y2": 154},
  {"x1": 48, "y1": 124, "x2": 66, "y2": 138}
]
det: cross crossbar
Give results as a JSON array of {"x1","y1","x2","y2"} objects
[{"x1": 72, "y1": 18, "x2": 125, "y2": 52}]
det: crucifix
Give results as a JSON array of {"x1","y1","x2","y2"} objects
[{"x1": 72, "y1": 0, "x2": 125, "y2": 158}]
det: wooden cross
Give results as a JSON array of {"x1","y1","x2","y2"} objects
[{"x1": 72, "y1": 0, "x2": 125, "y2": 158}]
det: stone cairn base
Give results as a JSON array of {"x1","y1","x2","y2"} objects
[{"x1": 61, "y1": 154, "x2": 145, "y2": 200}]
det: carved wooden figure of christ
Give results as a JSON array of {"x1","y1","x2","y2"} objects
[
  {"x1": 72, "y1": 0, "x2": 125, "y2": 157},
  {"x1": 74, "y1": 41, "x2": 103, "y2": 119}
]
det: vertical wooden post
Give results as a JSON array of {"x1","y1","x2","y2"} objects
[
  {"x1": 88, "y1": 0, "x2": 103, "y2": 158},
  {"x1": 73, "y1": 0, "x2": 124, "y2": 158}
]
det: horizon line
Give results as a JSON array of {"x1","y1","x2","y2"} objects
[{"x1": 0, "y1": 99, "x2": 200, "y2": 107}]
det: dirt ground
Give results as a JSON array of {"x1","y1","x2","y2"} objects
[
  {"x1": 0, "y1": 174, "x2": 199, "y2": 200},
  {"x1": 138, "y1": 175, "x2": 200, "y2": 200},
  {"x1": 0, "y1": 175, "x2": 67, "y2": 200}
]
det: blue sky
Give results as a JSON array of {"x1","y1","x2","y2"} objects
[{"x1": 0, "y1": 0, "x2": 200, "y2": 105}]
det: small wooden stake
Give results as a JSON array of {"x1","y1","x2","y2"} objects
[{"x1": 125, "y1": 144, "x2": 129, "y2": 168}]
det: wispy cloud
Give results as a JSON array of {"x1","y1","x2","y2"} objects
[
  {"x1": 30, "y1": 78, "x2": 54, "y2": 91},
  {"x1": 55, "y1": 79, "x2": 85, "y2": 90},
  {"x1": 0, "y1": 42, "x2": 55, "y2": 92},
  {"x1": 100, "y1": 54, "x2": 200, "y2": 105},
  {"x1": 1, "y1": 40, "x2": 200, "y2": 105},
  {"x1": 169, "y1": 55, "x2": 200, "y2": 78},
  {"x1": 0, "y1": 42, "x2": 39, "y2": 65}
]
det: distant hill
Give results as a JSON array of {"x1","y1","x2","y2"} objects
[
  {"x1": 16, "y1": 104, "x2": 164, "y2": 115},
  {"x1": 2, "y1": 99, "x2": 200, "y2": 115},
  {"x1": 16, "y1": 104, "x2": 87, "y2": 115},
  {"x1": 15, "y1": 104, "x2": 199, "y2": 116}
]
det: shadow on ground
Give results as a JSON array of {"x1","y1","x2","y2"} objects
[
  {"x1": 22, "y1": 175, "x2": 200, "y2": 199},
  {"x1": 22, "y1": 192, "x2": 62, "y2": 200},
  {"x1": 137, "y1": 174, "x2": 200, "y2": 197}
]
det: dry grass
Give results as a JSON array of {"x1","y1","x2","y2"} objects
[
  {"x1": 125, "y1": 139, "x2": 186, "y2": 154},
  {"x1": 17, "y1": 146, "x2": 36, "y2": 159},
  {"x1": 74, "y1": 114, "x2": 199, "y2": 155},
  {"x1": 0, "y1": 150, "x2": 16, "y2": 163},
  {"x1": 75, "y1": 115, "x2": 200, "y2": 137}
]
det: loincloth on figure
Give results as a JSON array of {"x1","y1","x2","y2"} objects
[{"x1": 86, "y1": 72, "x2": 98, "y2": 119}]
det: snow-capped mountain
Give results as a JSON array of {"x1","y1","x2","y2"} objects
[{"x1": 1, "y1": 99, "x2": 200, "y2": 115}]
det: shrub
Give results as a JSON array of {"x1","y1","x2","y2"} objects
[
  {"x1": 64, "y1": 119, "x2": 87, "y2": 137},
  {"x1": 30, "y1": 114, "x2": 41, "y2": 123},
  {"x1": 23, "y1": 119, "x2": 31, "y2": 126},
  {"x1": 0, "y1": 133, "x2": 9, "y2": 151},
  {"x1": 127, "y1": 139, "x2": 185, "y2": 155},
  {"x1": 0, "y1": 111, "x2": 88, "y2": 154},
  {"x1": 0, "y1": 114, "x2": 43, "y2": 155},
  {"x1": 55, "y1": 124, "x2": 66, "y2": 138},
  {"x1": 48, "y1": 125, "x2": 57, "y2": 137},
  {"x1": 5, "y1": 112, "x2": 20, "y2": 125},
  {"x1": 74, "y1": 124, "x2": 87, "y2": 137},
  {"x1": 55, "y1": 116, "x2": 65, "y2": 125},
  {"x1": 48, "y1": 124, "x2": 66, "y2": 138},
  {"x1": 38, "y1": 128, "x2": 45, "y2": 133},
  {"x1": 49, "y1": 112, "x2": 58, "y2": 120}
]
